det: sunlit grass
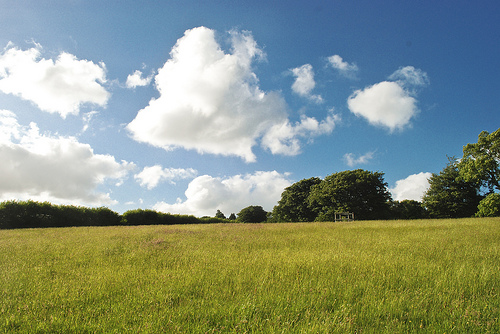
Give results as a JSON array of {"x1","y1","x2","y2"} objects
[{"x1": 1, "y1": 218, "x2": 499, "y2": 333}]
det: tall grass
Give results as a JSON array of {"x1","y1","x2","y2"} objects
[{"x1": 1, "y1": 218, "x2": 499, "y2": 333}]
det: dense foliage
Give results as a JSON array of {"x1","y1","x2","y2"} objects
[
  {"x1": 390, "y1": 200, "x2": 428, "y2": 220},
  {"x1": 272, "y1": 177, "x2": 321, "y2": 222},
  {"x1": 308, "y1": 170, "x2": 392, "y2": 221},
  {"x1": 422, "y1": 158, "x2": 483, "y2": 218},
  {"x1": 476, "y1": 193, "x2": 500, "y2": 217},
  {"x1": 237, "y1": 205, "x2": 268, "y2": 223},
  {"x1": 459, "y1": 128, "x2": 500, "y2": 194},
  {"x1": 272, "y1": 169, "x2": 392, "y2": 222},
  {"x1": 0, "y1": 201, "x2": 228, "y2": 229},
  {"x1": 0, "y1": 200, "x2": 121, "y2": 229}
]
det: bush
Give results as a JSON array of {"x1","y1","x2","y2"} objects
[{"x1": 476, "y1": 193, "x2": 500, "y2": 217}]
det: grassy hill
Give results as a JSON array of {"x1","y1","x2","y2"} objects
[{"x1": 1, "y1": 218, "x2": 499, "y2": 333}]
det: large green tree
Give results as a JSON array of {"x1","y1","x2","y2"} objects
[
  {"x1": 459, "y1": 128, "x2": 500, "y2": 194},
  {"x1": 422, "y1": 158, "x2": 482, "y2": 218},
  {"x1": 237, "y1": 205, "x2": 268, "y2": 223},
  {"x1": 307, "y1": 169, "x2": 392, "y2": 221},
  {"x1": 272, "y1": 177, "x2": 322, "y2": 222}
]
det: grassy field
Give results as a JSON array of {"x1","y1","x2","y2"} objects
[{"x1": 1, "y1": 218, "x2": 499, "y2": 333}]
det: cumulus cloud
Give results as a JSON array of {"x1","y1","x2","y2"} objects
[
  {"x1": 0, "y1": 43, "x2": 110, "y2": 118},
  {"x1": 390, "y1": 172, "x2": 432, "y2": 201},
  {"x1": 262, "y1": 112, "x2": 339, "y2": 156},
  {"x1": 389, "y1": 66, "x2": 429, "y2": 87},
  {"x1": 290, "y1": 64, "x2": 323, "y2": 103},
  {"x1": 134, "y1": 165, "x2": 197, "y2": 190},
  {"x1": 327, "y1": 55, "x2": 358, "y2": 78},
  {"x1": 127, "y1": 27, "x2": 334, "y2": 162},
  {"x1": 347, "y1": 81, "x2": 418, "y2": 132},
  {"x1": 126, "y1": 70, "x2": 154, "y2": 88},
  {"x1": 153, "y1": 171, "x2": 292, "y2": 217},
  {"x1": 343, "y1": 151, "x2": 375, "y2": 167},
  {"x1": 0, "y1": 110, "x2": 134, "y2": 206}
]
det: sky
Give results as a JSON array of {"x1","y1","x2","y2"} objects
[{"x1": 0, "y1": 0, "x2": 499, "y2": 217}]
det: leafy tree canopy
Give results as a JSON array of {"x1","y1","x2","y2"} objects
[
  {"x1": 215, "y1": 209, "x2": 226, "y2": 219},
  {"x1": 459, "y1": 128, "x2": 500, "y2": 194},
  {"x1": 237, "y1": 205, "x2": 268, "y2": 223},
  {"x1": 307, "y1": 169, "x2": 391, "y2": 221},
  {"x1": 272, "y1": 177, "x2": 322, "y2": 222},
  {"x1": 422, "y1": 157, "x2": 482, "y2": 218},
  {"x1": 476, "y1": 193, "x2": 500, "y2": 217},
  {"x1": 390, "y1": 200, "x2": 428, "y2": 220}
]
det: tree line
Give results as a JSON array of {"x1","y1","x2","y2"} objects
[
  {"x1": 271, "y1": 128, "x2": 500, "y2": 222},
  {"x1": 0, "y1": 203, "x2": 230, "y2": 230},
  {"x1": 1, "y1": 128, "x2": 498, "y2": 229}
]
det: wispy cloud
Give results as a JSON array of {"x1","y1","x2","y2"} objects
[
  {"x1": 134, "y1": 165, "x2": 197, "y2": 190},
  {"x1": 327, "y1": 54, "x2": 358, "y2": 78},
  {"x1": 343, "y1": 151, "x2": 375, "y2": 167},
  {"x1": 389, "y1": 66, "x2": 429, "y2": 87},
  {"x1": 81, "y1": 110, "x2": 99, "y2": 133}
]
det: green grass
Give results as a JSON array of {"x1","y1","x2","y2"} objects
[{"x1": 1, "y1": 218, "x2": 499, "y2": 333}]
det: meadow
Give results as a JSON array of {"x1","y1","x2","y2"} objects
[{"x1": 1, "y1": 218, "x2": 499, "y2": 333}]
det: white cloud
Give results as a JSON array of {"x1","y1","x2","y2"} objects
[
  {"x1": 0, "y1": 110, "x2": 134, "y2": 206},
  {"x1": 390, "y1": 172, "x2": 432, "y2": 201},
  {"x1": 134, "y1": 165, "x2": 197, "y2": 190},
  {"x1": 262, "y1": 112, "x2": 339, "y2": 155},
  {"x1": 327, "y1": 55, "x2": 358, "y2": 78},
  {"x1": 347, "y1": 81, "x2": 418, "y2": 132},
  {"x1": 81, "y1": 110, "x2": 99, "y2": 133},
  {"x1": 153, "y1": 171, "x2": 292, "y2": 217},
  {"x1": 0, "y1": 43, "x2": 110, "y2": 118},
  {"x1": 126, "y1": 70, "x2": 154, "y2": 88},
  {"x1": 290, "y1": 64, "x2": 323, "y2": 103},
  {"x1": 389, "y1": 66, "x2": 429, "y2": 87},
  {"x1": 126, "y1": 27, "x2": 333, "y2": 162},
  {"x1": 344, "y1": 151, "x2": 375, "y2": 167}
]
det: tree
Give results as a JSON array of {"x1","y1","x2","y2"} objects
[
  {"x1": 272, "y1": 177, "x2": 322, "y2": 222},
  {"x1": 390, "y1": 200, "x2": 428, "y2": 220},
  {"x1": 476, "y1": 193, "x2": 500, "y2": 217},
  {"x1": 459, "y1": 128, "x2": 500, "y2": 194},
  {"x1": 422, "y1": 158, "x2": 482, "y2": 218},
  {"x1": 307, "y1": 169, "x2": 392, "y2": 221},
  {"x1": 215, "y1": 209, "x2": 226, "y2": 219},
  {"x1": 228, "y1": 213, "x2": 237, "y2": 220},
  {"x1": 237, "y1": 205, "x2": 268, "y2": 223}
]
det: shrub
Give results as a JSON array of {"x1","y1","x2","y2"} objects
[{"x1": 476, "y1": 193, "x2": 500, "y2": 217}]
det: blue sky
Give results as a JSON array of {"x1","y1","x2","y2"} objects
[{"x1": 1, "y1": 1, "x2": 499, "y2": 216}]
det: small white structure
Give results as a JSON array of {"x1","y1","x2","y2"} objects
[{"x1": 334, "y1": 212, "x2": 354, "y2": 222}]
